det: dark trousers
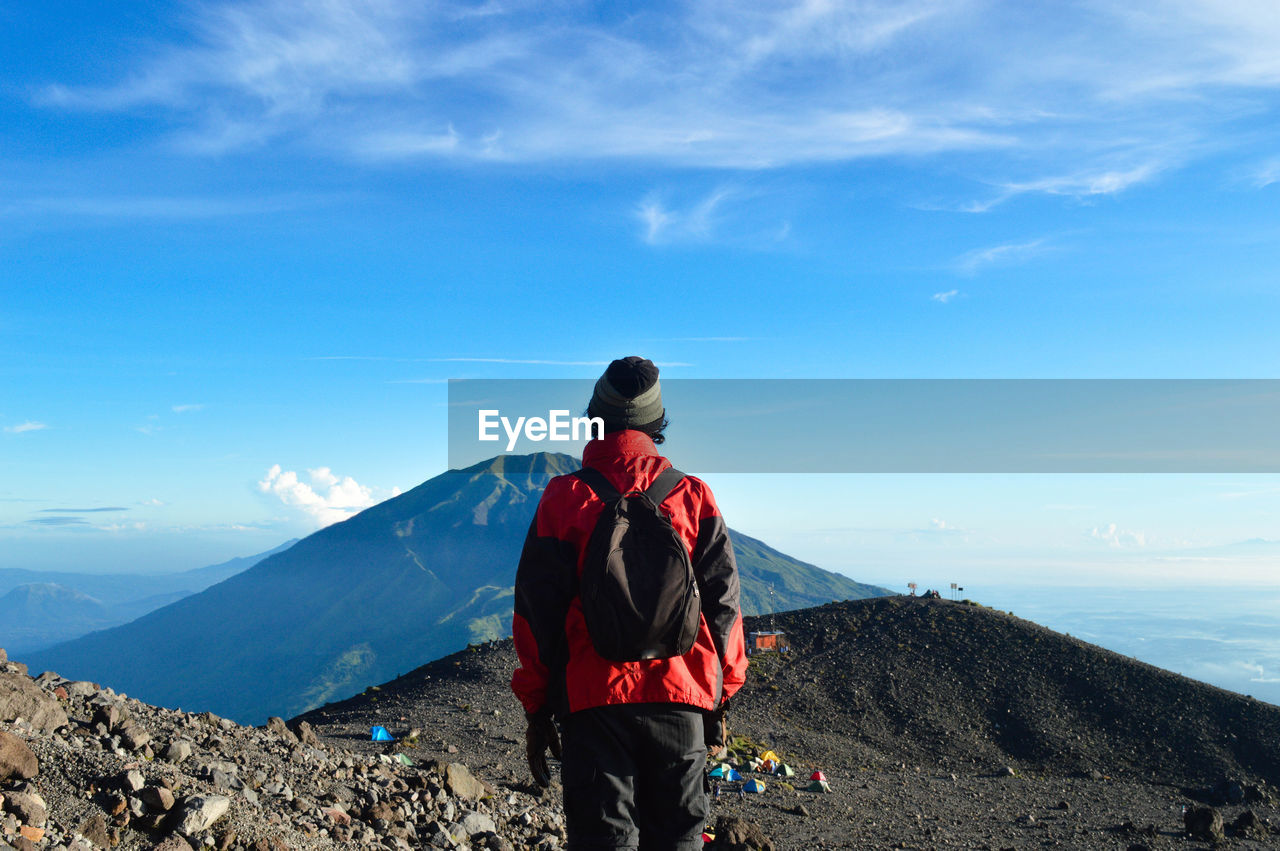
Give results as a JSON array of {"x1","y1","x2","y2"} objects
[{"x1": 560, "y1": 703, "x2": 708, "y2": 851}]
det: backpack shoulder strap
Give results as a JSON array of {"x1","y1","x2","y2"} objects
[
  {"x1": 643, "y1": 467, "x2": 685, "y2": 506},
  {"x1": 573, "y1": 467, "x2": 620, "y2": 502}
]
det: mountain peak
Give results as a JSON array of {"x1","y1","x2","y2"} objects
[
  {"x1": 455, "y1": 452, "x2": 581, "y2": 478},
  {"x1": 29, "y1": 452, "x2": 888, "y2": 723}
]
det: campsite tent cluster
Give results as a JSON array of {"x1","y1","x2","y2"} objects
[{"x1": 708, "y1": 750, "x2": 832, "y2": 795}]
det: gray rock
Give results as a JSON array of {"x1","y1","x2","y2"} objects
[
  {"x1": 207, "y1": 769, "x2": 238, "y2": 791},
  {"x1": 265, "y1": 717, "x2": 298, "y2": 745},
  {"x1": 292, "y1": 720, "x2": 320, "y2": 748},
  {"x1": 4, "y1": 790, "x2": 48, "y2": 828},
  {"x1": 460, "y1": 810, "x2": 497, "y2": 835},
  {"x1": 151, "y1": 836, "x2": 196, "y2": 851},
  {"x1": 175, "y1": 794, "x2": 230, "y2": 837},
  {"x1": 122, "y1": 769, "x2": 146, "y2": 792},
  {"x1": 163, "y1": 740, "x2": 193, "y2": 764},
  {"x1": 141, "y1": 786, "x2": 176, "y2": 812},
  {"x1": 1231, "y1": 809, "x2": 1267, "y2": 840},
  {"x1": 1184, "y1": 805, "x2": 1224, "y2": 843},
  {"x1": 445, "y1": 762, "x2": 486, "y2": 802},
  {"x1": 91, "y1": 704, "x2": 123, "y2": 732},
  {"x1": 119, "y1": 722, "x2": 151, "y2": 751},
  {"x1": 0, "y1": 731, "x2": 38, "y2": 781},
  {"x1": 0, "y1": 672, "x2": 70, "y2": 733},
  {"x1": 66, "y1": 681, "x2": 100, "y2": 697},
  {"x1": 712, "y1": 815, "x2": 775, "y2": 851},
  {"x1": 76, "y1": 813, "x2": 111, "y2": 848},
  {"x1": 424, "y1": 820, "x2": 457, "y2": 848}
]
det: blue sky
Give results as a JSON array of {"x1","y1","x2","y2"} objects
[{"x1": 3, "y1": 0, "x2": 1280, "y2": 586}]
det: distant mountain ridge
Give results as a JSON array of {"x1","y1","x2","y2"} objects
[
  {"x1": 0, "y1": 539, "x2": 298, "y2": 654},
  {"x1": 27, "y1": 453, "x2": 891, "y2": 723}
]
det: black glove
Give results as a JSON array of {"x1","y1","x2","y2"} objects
[
  {"x1": 525, "y1": 710, "x2": 562, "y2": 787},
  {"x1": 704, "y1": 697, "x2": 729, "y2": 757}
]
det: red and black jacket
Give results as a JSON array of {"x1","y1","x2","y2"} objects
[{"x1": 511, "y1": 430, "x2": 748, "y2": 716}]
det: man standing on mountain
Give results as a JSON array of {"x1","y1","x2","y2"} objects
[{"x1": 511, "y1": 356, "x2": 748, "y2": 851}]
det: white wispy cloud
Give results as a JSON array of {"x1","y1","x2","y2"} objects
[
  {"x1": 954, "y1": 238, "x2": 1049, "y2": 275},
  {"x1": 171, "y1": 403, "x2": 205, "y2": 413},
  {"x1": 1090, "y1": 522, "x2": 1147, "y2": 548},
  {"x1": 258, "y1": 464, "x2": 396, "y2": 528},
  {"x1": 1253, "y1": 158, "x2": 1280, "y2": 189},
  {"x1": 4, "y1": 421, "x2": 48, "y2": 434},
  {"x1": 636, "y1": 185, "x2": 794, "y2": 246},
  {"x1": 31, "y1": 0, "x2": 1278, "y2": 179},
  {"x1": 957, "y1": 163, "x2": 1165, "y2": 212},
  {"x1": 932, "y1": 289, "x2": 959, "y2": 303},
  {"x1": 638, "y1": 187, "x2": 735, "y2": 244}
]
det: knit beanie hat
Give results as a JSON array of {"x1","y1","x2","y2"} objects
[{"x1": 587, "y1": 356, "x2": 665, "y2": 432}]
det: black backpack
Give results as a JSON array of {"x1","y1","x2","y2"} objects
[{"x1": 573, "y1": 466, "x2": 701, "y2": 662}]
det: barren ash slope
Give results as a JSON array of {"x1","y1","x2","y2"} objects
[{"x1": 299, "y1": 595, "x2": 1280, "y2": 849}]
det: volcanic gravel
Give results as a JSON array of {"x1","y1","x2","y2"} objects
[{"x1": 299, "y1": 596, "x2": 1280, "y2": 849}]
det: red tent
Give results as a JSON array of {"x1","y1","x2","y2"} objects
[{"x1": 809, "y1": 770, "x2": 827, "y2": 781}]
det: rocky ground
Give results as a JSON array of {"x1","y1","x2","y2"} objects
[
  {"x1": 0, "y1": 648, "x2": 565, "y2": 850},
  {"x1": 299, "y1": 597, "x2": 1280, "y2": 849},
  {"x1": 7, "y1": 596, "x2": 1280, "y2": 849}
]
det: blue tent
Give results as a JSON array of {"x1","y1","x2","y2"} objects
[
  {"x1": 710, "y1": 764, "x2": 743, "y2": 782},
  {"x1": 370, "y1": 725, "x2": 395, "y2": 742},
  {"x1": 744, "y1": 779, "x2": 766, "y2": 794}
]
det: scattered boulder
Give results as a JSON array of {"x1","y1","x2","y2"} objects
[
  {"x1": 461, "y1": 810, "x2": 497, "y2": 835},
  {"x1": 0, "y1": 730, "x2": 38, "y2": 781},
  {"x1": 446, "y1": 762, "x2": 486, "y2": 802},
  {"x1": 163, "y1": 739, "x2": 194, "y2": 764},
  {"x1": 92, "y1": 703, "x2": 124, "y2": 731},
  {"x1": 710, "y1": 815, "x2": 775, "y2": 851},
  {"x1": 77, "y1": 813, "x2": 112, "y2": 847},
  {"x1": 1184, "y1": 805, "x2": 1225, "y2": 842},
  {"x1": 174, "y1": 794, "x2": 231, "y2": 837},
  {"x1": 291, "y1": 719, "x2": 320, "y2": 748},
  {"x1": 151, "y1": 835, "x2": 196, "y2": 851},
  {"x1": 121, "y1": 768, "x2": 146, "y2": 792},
  {"x1": 1231, "y1": 810, "x2": 1268, "y2": 840},
  {"x1": 5, "y1": 789, "x2": 49, "y2": 828},
  {"x1": 264, "y1": 716, "x2": 298, "y2": 745},
  {"x1": 66, "y1": 680, "x2": 100, "y2": 697},
  {"x1": 142, "y1": 785, "x2": 177, "y2": 812},
  {"x1": 119, "y1": 720, "x2": 153, "y2": 751},
  {"x1": 0, "y1": 671, "x2": 70, "y2": 732}
]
